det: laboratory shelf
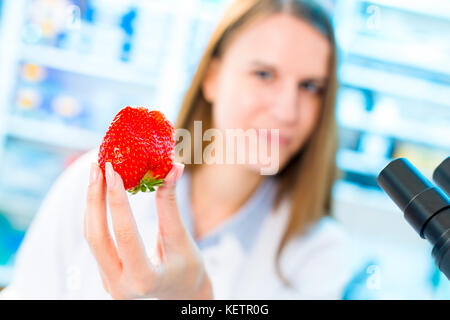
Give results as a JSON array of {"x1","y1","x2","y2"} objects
[
  {"x1": 6, "y1": 116, "x2": 102, "y2": 151},
  {"x1": 21, "y1": 44, "x2": 159, "y2": 88},
  {"x1": 338, "y1": 63, "x2": 450, "y2": 108},
  {"x1": 337, "y1": 109, "x2": 450, "y2": 151},
  {"x1": 344, "y1": 37, "x2": 450, "y2": 79},
  {"x1": 0, "y1": 191, "x2": 43, "y2": 230},
  {"x1": 140, "y1": 0, "x2": 226, "y2": 23},
  {"x1": 363, "y1": 0, "x2": 450, "y2": 21},
  {"x1": 336, "y1": 149, "x2": 391, "y2": 178}
]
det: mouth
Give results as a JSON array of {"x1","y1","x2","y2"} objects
[
  {"x1": 278, "y1": 135, "x2": 292, "y2": 147},
  {"x1": 256, "y1": 129, "x2": 292, "y2": 147}
]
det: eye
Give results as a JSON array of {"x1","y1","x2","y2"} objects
[
  {"x1": 299, "y1": 80, "x2": 325, "y2": 94},
  {"x1": 253, "y1": 70, "x2": 273, "y2": 81}
]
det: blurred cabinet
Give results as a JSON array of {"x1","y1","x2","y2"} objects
[
  {"x1": 332, "y1": 0, "x2": 450, "y2": 298},
  {"x1": 333, "y1": 0, "x2": 450, "y2": 191}
]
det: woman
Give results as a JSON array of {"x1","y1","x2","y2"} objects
[{"x1": 1, "y1": 0, "x2": 352, "y2": 299}]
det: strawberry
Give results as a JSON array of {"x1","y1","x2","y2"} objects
[{"x1": 98, "y1": 106, "x2": 175, "y2": 194}]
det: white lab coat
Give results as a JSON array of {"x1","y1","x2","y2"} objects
[{"x1": 0, "y1": 149, "x2": 353, "y2": 299}]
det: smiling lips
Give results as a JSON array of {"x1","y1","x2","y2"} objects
[{"x1": 255, "y1": 129, "x2": 292, "y2": 147}]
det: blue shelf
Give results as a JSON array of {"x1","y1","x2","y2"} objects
[
  {"x1": 7, "y1": 116, "x2": 102, "y2": 151},
  {"x1": 336, "y1": 149, "x2": 391, "y2": 178},
  {"x1": 338, "y1": 63, "x2": 450, "y2": 108},
  {"x1": 337, "y1": 105, "x2": 450, "y2": 151},
  {"x1": 21, "y1": 44, "x2": 159, "y2": 88},
  {"x1": 364, "y1": 0, "x2": 450, "y2": 21}
]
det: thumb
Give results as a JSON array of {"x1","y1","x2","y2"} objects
[{"x1": 155, "y1": 162, "x2": 186, "y2": 247}]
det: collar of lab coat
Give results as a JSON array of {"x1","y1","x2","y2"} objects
[
  {"x1": 200, "y1": 195, "x2": 293, "y2": 299},
  {"x1": 176, "y1": 169, "x2": 278, "y2": 254}
]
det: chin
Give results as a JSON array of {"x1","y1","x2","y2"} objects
[{"x1": 242, "y1": 155, "x2": 290, "y2": 176}]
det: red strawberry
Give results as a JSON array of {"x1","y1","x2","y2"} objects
[{"x1": 98, "y1": 106, "x2": 175, "y2": 194}]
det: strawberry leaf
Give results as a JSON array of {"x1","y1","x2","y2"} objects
[{"x1": 127, "y1": 171, "x2": 164, "y2": 195}]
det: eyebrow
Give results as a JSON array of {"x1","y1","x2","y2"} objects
[
  {"x1": 249, "y1": 60, "x2": 328, "y2": 84},
  {"x1": 249, "y1": 60, "x2": 277, "y2": 71}
]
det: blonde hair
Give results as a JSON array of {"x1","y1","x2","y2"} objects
[{"x1": 175, "y1": 0, "x2": 338, "y2": 286}]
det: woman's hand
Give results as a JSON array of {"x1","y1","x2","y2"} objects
[{"x1": 84, "y1": 161, "x2": 213, "y2": 300}]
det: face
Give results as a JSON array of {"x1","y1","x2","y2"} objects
[{"x1": 202, "y1": 13, "x2": 331, "y2": 173}]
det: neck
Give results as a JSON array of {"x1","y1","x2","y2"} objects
[{"x1": 189, "y1": 164, "x2": 263, "y2": 239}]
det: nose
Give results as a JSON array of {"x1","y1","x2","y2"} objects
[{"x1": 270, "y1": 82, "x2": 298, "y2": 125}]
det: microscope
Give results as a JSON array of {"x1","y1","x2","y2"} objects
[{"x1": 378, "y1": 157, "x2": 450, "y2": 281}]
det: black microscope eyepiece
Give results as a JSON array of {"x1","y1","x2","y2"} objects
[{"x1": 378, "y1": 158, "x2": 450, "y2": 280}]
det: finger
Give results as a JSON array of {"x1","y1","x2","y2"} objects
[
  {"x1": 98, "y1": 268, "x2": 110, "y2": 293},
  {"x1": 156, "y1": 232, "x2": 165, "y2": 263},
  {"x1": 105, "y1": 162, "x2": 152, "y2": 276},
  {"x1": 155, "y1": 163, "x2": 186, "y2": 248},
  {"x1": 86, "y1": 211, "x2": 113, "y2": 295},
  {"x1": 85, "y1": 163, "x2": 122, "y2": 280}
]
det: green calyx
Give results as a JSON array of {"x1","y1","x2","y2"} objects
[{"x1": 128, "y1": 171, "x2": 164, "y2": 195}]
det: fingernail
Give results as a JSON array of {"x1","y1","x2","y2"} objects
[
  {"x1": 165, "y1": 163, "x2": 184, "y2": 186},
  {"x1": 174, "y1": 163, "x2": 185, "y2": 183},
  {"x1": 89, "y1": 163, "x2": 99, "y2": 185},
  {"x1": 105, "y1": 162, "x2": 116, "y2": 189}
]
